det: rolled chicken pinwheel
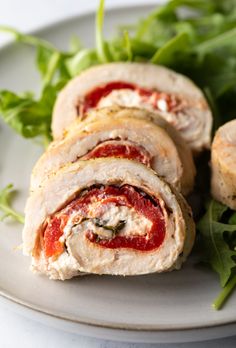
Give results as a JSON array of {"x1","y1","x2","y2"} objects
[
  {"x1": 211, "y1": 120, "x2": 236, "y2": 210},
  {"x1": 31, "y1": 107, "x2": 195, "y2": 195},
  {"x1": 52, "y1": 62, "x2": 212, "y2": 153},
  {"x1": 79, "y1": 106, "x2": 196, "y2": 195},
  {"x1": 23, "y1": 158, "x2": 195, "y2": 280}
]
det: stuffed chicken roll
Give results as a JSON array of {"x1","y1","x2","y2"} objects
[
  {"x1": 211, "y1": 120, "x2": 236, "y2": 210},
  {"x1": 31, "y1": 107, "x2": 195, "y2": 195},
  {"x1": 52, "y1": 62, "x2": 212, "y2": 153},
  {"x1": 79, "y1": 106, "x2": 196, "y2": 195},
  {"x1": 23, "y1": 158, "x2": 195, "y2": 280}
]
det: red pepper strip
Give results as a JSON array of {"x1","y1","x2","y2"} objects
[
  {"x1": 79, "y1": 81, "x2": 180, "y2": 114},
  {"x1": 82, "y1": 141, "x2": 151, "y2": 166},
  {"x1": 43, "y1": 185, "x2": 165, "y2": 257}
]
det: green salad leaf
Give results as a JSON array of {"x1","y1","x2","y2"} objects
[
  {"x1": 0, "y1": 184, "x2": 24, "y2": 224},
  {"x1": 0, "y1": 85, "x2": 61, "y2": 146},
  {"x1": 65, "y1": 49, "x2": 98, "y2": 76},
  {"x1": 198, "y1": 200, "x2": 236, "y2": 309},
  {"x1": 0, "y1": 27, "x2": 69, "y2": 144},
  {"x1": 151, "y1": 31, "x2": 189, "y2": 65}
]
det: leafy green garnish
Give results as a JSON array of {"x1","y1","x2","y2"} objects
[
  {"x1": 198, "y1": 200, "x2": 236, "y2": 309},
  {"x1": 151, "y1": 31, "x2": 189, "y2": 65},
  {"x1": 65, "y1": 49, "x2": 98, "y2": 77},
  {"x1": 0, "y1": 27, "x2": 70, "y2": 144},
  {"x1": 2, "y1": 0, "x2": 236, "y2": 140},
  {"x1": 0, "y1": 87, "x2": 56, "y2": 145},
  {"x1": 0, "y1": 184, "x2": 24, "y2": 224}
]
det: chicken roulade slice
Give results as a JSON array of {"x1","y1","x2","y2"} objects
[
  {"x1": 31, "y1": 107, "x2": 195, "y2": 195},
  {"x1": 23, "y1": 158, "x2": 195, "y2": 280},
  {"x1": 79, "y1": 106, "x2": 196, "y2": 195},
  {"x1": 211, "y1": 120, "x2": 236, "y2": 210},
  {"x1": 52, "y1": 62, "x2": 212, "y2": 153}
]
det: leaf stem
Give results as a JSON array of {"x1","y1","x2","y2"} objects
[
  {"x1": 96, "y1": 0, "x2": 109, "y2": 63},
  {"x1": 123, "y1": 30, "x2": 133, "y2": 61},
  {"x1": 212, "y1": 276, "x2": 236, "y2": 310},
  {"x1": 42, "y1": 52, "x2": 61, "y2": 87},
  {"x1": 151, "y1": 32, "x2": 188, "y2": 64},
  {"x1": 0, "y1": 184, "x2": 25, "y2": 224},
  {"x1": 0, "y1": 25, "x2": 57, "y2": 51}
]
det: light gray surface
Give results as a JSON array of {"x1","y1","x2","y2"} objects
[{"x1": 0, "y1": 0, "x2": 236, "y2": 347}]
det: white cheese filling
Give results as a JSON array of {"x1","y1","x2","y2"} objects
[
  {"x1": 98, "y1": 89, "x2": 205, "y2": 145},
  {"x1": 98, "y1": 89, "x2": 153, "y2": 111},
  {"x1": 61, "y1": 203, "x2": 152, "y2": 242},
  {"x1": 98, "y1": 89, "x2": 172, "y2": 113}
]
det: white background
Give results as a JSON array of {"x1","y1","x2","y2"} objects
[{"x1": 0, "y1": 0, "x2": 236, "y2": 347}]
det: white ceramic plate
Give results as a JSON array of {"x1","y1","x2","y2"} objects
[{"x1": 0, "y1": 4, "x2": 236, "y2": 344}]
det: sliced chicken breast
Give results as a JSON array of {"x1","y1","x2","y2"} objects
[
  {"x1": 31, "y1": 107, "x2": 195, "y2": 195},
  {"x1": 52, "y1": 62, "x2": 212, "y2": 153},
  {"x1": 211, "y1": 120, "x2": 236, "y2": 209},
  {"x1": 23, "y1": 158, "x2": 195, "y2": 280},
  {"x1": 80, "y1": 106, "x2": 196, "y2": 195}
]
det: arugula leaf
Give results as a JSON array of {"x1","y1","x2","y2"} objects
[
  {"x1": 0, "y1": 87, "x2": 56, "y2": 146},
  {"x1": 203, "y1": 87, "x2": 221, "y2": 131},
  {"x1": 151, "y1": 31, "x2": 189, "y2": 65},
  {"x1": 0, "y1": 184, "x2": 24, "y2": 224},
  {"x1": 36, "y1": 46, "x2": 71, "y2": 84},
  {"x1": 195, "y1": 27, "x2": 236, "y2": 54},
  {"x1": 0, "y1": 27, "x2": 70, "y2": 144},
  {"x1": 198, "y1": 200, "x2": 236, "y2": 287},
  {"x1": 198, "y1": 200, "x2": 236, "y2": 309},
  {"x1": 65, "y1": 49, "x2": 99, "y2": 77},
  {"x1": 38, "y1": 49, "x2": 61, "y2": 87},
  {"x1": 69, "y1": 36, "x2": 83, "y2": 54},
  {"x1": 229, "y1": 213, "x2": 236, "y2": 225},
  {"x1": 135, "y1": 7, "x2": 177, "y2": 46},
  {"x1": 130, "y1": 39, "x2": 157, "y2": 58}
]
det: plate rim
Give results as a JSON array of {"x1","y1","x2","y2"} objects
[
  {"x1": 0, "y1": 3, "x2": 236, "y2": 339},
  {"x1": 1, "y1": 286, "x2": 236, "y2": 332},
  {"x1": 1, "y1": 291, "x2": 236, "y2": 344}
]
